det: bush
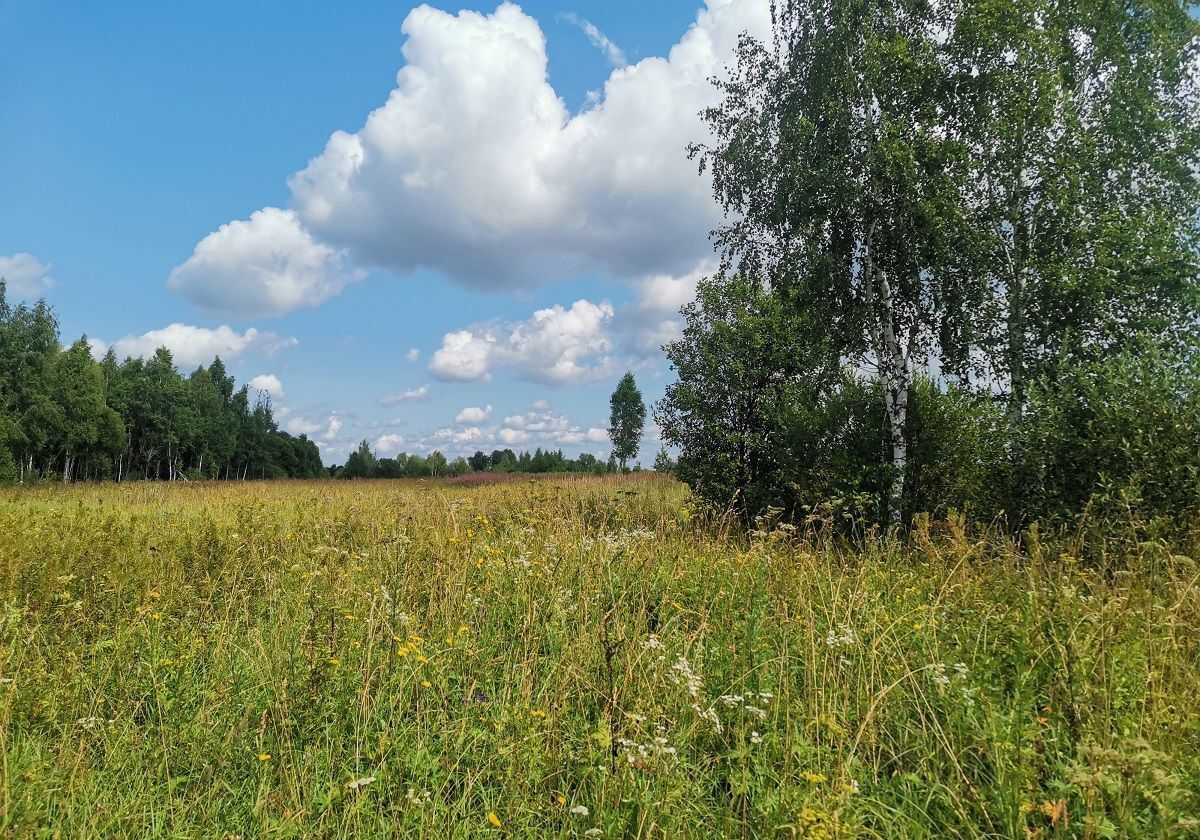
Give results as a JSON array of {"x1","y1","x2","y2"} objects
[{"x1": 1011, "y1": 343, "x2": 1200, "y2": 532}]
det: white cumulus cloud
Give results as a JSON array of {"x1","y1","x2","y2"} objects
[
  {"x1": 172, "y1": 1, "x2": 770, "y2": 316},
  {"x1": 92, "y1": 324, "x2": 296, "y2": 368},
  {"x1": 249, "y1": 374, "x2": 285, "y2": 399},
  {"x1": 376, "y1": 433, "x2": 407, "y2": 454},
  {"x1": 167, "y1": 207, "x2": 365, "y2": 318},
  {"x1": 429, "y1": 299, "x2": 615, "y2": 386},
  {"x1": 404, "y1": 347, "x2": 420, "y2": 363},
  {"x1": 0, "y1": 253, "x2": 54, "y2": 299},
  {"x1": 454, "y1": 404, "x2": 493, "y2": 424}
]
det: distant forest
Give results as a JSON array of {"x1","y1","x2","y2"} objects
[
  {"x1": 335, "y1": 439, "x2": 621, "y2": 480},
  {"x1": 0, "y1": 284, "x2": 622, "y2": 484},
  {"x1": 0, "y1": 283, "x2": 324, "y2": 482}
]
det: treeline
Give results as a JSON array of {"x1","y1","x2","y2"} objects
[
  {"x1": 658, "y1": 0, "x2": 1200, "y2": 533},
  {"x1": 335, "y1": 442, "x2": 617, "y2": 479},
  {"x1": 0, "y1": 284, "x2": 323, "y2": 483}
]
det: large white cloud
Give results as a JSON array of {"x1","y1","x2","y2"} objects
[
  {"x1": 291, "y1": 1, "x2": 767, "y2": 286},
  {"x1": 167, "y1": 207, "x2": 365, "y2": 318},
  {"x1": 428, "y1": 299, "x2": 615, "y2": 386},
  {"x1": 170, "y1": 1, "x2": 770, "y2": 316},
  {"x1": 92, "y1": 323, "x2": 296, "y2": 368},
  {"x1": 0, "y1": 253, "x2": 54, "y2": 299}
]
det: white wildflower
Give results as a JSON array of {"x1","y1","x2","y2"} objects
[
  {"x1": 825, "y1": 624, "x2": 856, "y2": 647},
  {"x1": 405, "y1": 787, "x2": 433, "y2": 806}
]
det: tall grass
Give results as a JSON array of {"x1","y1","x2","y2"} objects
[{"x1": 1, "y1": 476, "x2": 1197, "y2": 837}]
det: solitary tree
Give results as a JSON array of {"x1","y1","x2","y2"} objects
[{"x1": 608, "y1": 372, "x2": 645, "y2": 470}]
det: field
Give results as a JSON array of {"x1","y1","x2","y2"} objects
[{"x1": 1, "y1": 476, "x2": 1198, "y2": 838}]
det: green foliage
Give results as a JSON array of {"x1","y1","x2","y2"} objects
[
  {"x1": 1011, "y1": 343, "x2": 1200, "y2": 531},
  {"x1": 657, "y1": 276, "x2": 837, "y2": 519},
  {"x1": 343, "y1": 447, "x2": 615, "y2": 480},
  {"x1": 342, "y1": 440, "x2": 378, "y2": 479},
  {"x1": 608, "y1": 372, "x2": 645, "y2": 470},
  {"x1": 665, "y1": 0, "x2": 1200, "y2": 532}
]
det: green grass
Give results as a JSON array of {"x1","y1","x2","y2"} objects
[{"x1": 1, "y1": 475, "x2": 1198, "y2": 838}]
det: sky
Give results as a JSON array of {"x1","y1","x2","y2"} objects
[{"x1": 0, "y1": 0, "x2": 771, "y2": 465}]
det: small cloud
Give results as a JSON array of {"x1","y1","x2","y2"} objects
[
  {"x1": 376, "y1": 434, "x2": 406, "y2": 454},
  {"x1": 405, "y1": 347, "x2": 420, "y2": 363},
  {"x1": 378, "y1": 384, "x2": 430, "y2": 406},
  {"x1": 454, "y1": 404, "x2": 493, "y2": 424},
  {"x1": 429, "y1": 300, "x2": 615, "y2": 387},
  {"x1": 561, "y1": 13, "x2": 627, "y2": 68},
  {"x1": 586, "y1": 427, "x2": 609, "y2": 442},
  {"x1": 499, "y1": 428, "x2": 530, "y2": 444},
  {"x1": 529, "y1": 399, "x2": 551, "y2": 410},
  {"x1": 324, "y1": 416, "x2": 344, "y2": 440},
  {"x1": 0, "y1": 253, "x2": 54, "y2": 299},
  {"x1": 249, "y1": 374, "x2": 285, "y2": 399}
]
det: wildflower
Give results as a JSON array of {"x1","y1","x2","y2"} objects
[
  {"x1": 825, "y1": 624, "x2": 856, "y2": 647},
  {"x1": 640, "y1": 635, "x2": 665, "y2": 652},
  {"x1": 421, "y1": 680, "x2": 432, "y2": 688},
  {"x1": 530, "y1": 709, "x2": 546, "y2": 718},
  {"x1": 749, "y1": 730, "x2": 763, "y2": 744},
  {"x1": 328, "y1": 658, "x2": 340, "y2": 667},
  {"x1": 487, "y1": 811, "x2": 502, "y2": 827},
  {"x1": 258, "y1": 753, "x2": 271, "y2": 762},
  {"x1": 801, "y1": 771, "x2": 827, "y2": 784},
  {"x1": 406, "y1": 787, "x2": 433, "y2": 806},
  {"x1": 693, "y1": 704, "x2": 722, "y2": 732},
  {"x1": 669, "y1": 655, "x2": 703, "y2": 698},
  {"x1": 556, "y1": 795, "x2": 566, "y2": 805},
  {"x1": 346, "y1": 776, "x2": 376, "y2": 791},
  {"x1": 584, "y1": 830, "x2": 603, "y2": 838},
  {"x1": 570, "y1": 805, "x2": 589, "y2": 816}
]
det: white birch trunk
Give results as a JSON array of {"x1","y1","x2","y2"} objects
[
  {"x1": 864, "y1": 220, "x2": 910, "y2": 529},
  {"x1": 878, "y1": 267, "x2": 909, "y2": 529}
]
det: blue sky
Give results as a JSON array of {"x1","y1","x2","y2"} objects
[{"x1": 0, "y1": 0, "x2": 770, "y2": 464}]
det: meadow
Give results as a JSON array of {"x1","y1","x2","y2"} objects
[{"x1": 1, "y1": 475, "x2": 1198, "y2": 838}]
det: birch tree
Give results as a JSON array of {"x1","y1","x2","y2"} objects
[
  {"x1": 693, "y1": 0, "x2": 985, "y2": 526},
  {"x1": 953, "y1": 0, "x2": 1200, "y2": 428}
]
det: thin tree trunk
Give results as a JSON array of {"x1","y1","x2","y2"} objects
[
  {"x1": 878, "y1": 269, "x2": 909, "y2": 529},
  {"x1": 864, "y1": 220, "x2": 910, "y2": 530}
]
